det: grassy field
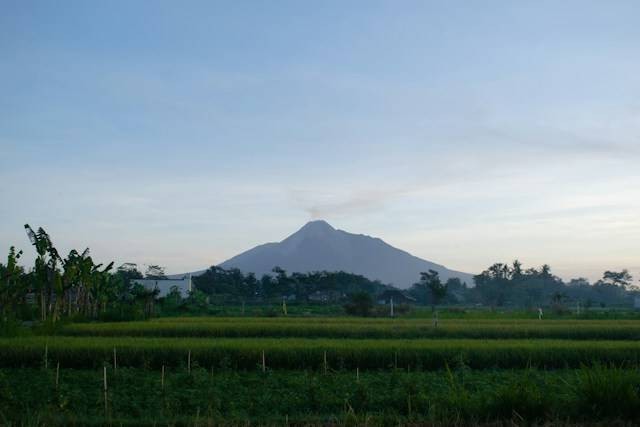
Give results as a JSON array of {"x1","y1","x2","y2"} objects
[
  {"x1": 60, "y1": 316, "x2": 640, "y2": 339},
  {"x1": 4, "y1": 315, "x2": 640, "y2": 425}
]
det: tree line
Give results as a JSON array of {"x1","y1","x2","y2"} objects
[
  {"x1": 406, "y1": 261, "x2": 636, "y2": 311},
  {"x1": 193, "y1": 265, "x2": 390, "y2": 303},
  {"x1": 1, "y1": 225, "x2": 637, "y2": 323}
]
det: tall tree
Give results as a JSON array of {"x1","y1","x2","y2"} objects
[
  {"x1": 602, "y1": 270, "x2": 634, "y2": 289},
  {"x1": 145, "y1": 265, "x2": 166, "y2": 280},
  {"x1": 419, "y1": 269, "x2": 447, "y2": 311}
]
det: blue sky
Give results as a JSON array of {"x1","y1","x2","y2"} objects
[{"x1": 1, "y1": 1, "x2": 639, "y2": 281}]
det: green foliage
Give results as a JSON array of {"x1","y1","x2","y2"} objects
[
  {"x1": 471, "y1": 260, "x2": 635, "y2": 309},
  {"x1": 2, "y1": 368, "x2": 640, "y2": 425},
  {"x1": 571, "y1": 364, "x2": 640, "y2": 419},
  {"x1": 485, "y1": 369, "x2": 551, "y2": 421},
  {"x1": 343, "y1": 292, "x2": 374, "y2": 316},
  {"x1": 421, "y1": 269, "x2": 447, "y2": 308},
  {"x1": 3, "y1": 226, "x2": 182, "y2": 323},
  {"x1": 194, "y1": 266, "x2": 390, "y2": 303}
]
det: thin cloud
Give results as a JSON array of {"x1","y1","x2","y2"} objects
[
  {"x1": 289, "y1": 188, "x2": 405, "y2": 219},
  {"x1": 479, "y1": 124, "x2": 640, "y2": 158}
]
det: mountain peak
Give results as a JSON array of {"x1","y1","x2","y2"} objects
[
  {"x1": 218, "y1": 221, "x2": 473, "y2": 288},
  {"x1": 298, "y1": 220, "x2": 335, "y2": 234}
]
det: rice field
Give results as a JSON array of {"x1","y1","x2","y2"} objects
[
  {"x1": 60, "y1": 316, "x2": 640, "y2": 340},
  {"x1": 3, "y1": 367, "x2": 640, "y2": 425},
  {"x1": 3, "y1": 336, "x2": 640, "y2": 370},
  {"x1": 4, "y1": 315, "x2": 640, "y2": 425}
]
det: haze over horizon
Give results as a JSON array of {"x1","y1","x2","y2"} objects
[{"x1": 2, "y1": 1, "x2": 639, "y2": 282}]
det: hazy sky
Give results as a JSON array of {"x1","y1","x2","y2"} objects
[{"x1": 1, "y1": 1, "x2": 639, "y2": 282}]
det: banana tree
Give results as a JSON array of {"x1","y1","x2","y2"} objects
[
  {"x1": 61, "y1": 249, "x2": 91, "y2": 317},
  {"x1": 89, "y1": 261, "x2": 114, "y2": 318},
  {"x1": 76, "y1": 251, "x2": 95, "y2": 317},
  {"x1": 24, "y1": 224, "x2": 60, "y2": 321},
  {"x1": 61, "y1": 250, "x2": 81, "y2": 317},
  {"x1": 0, "y1": 246, "x2": 24, "y2": 321}
]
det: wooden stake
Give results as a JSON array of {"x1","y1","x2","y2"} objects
[
  {"x1": 394, "y1": 351, "x2": 398, "y2": 369},
  {"x1": 188, "y1": 350, "x2": 191, "y2": 374},
  {"x1": 55, "y1": 362, "x2": 59, "y2": 389},
  {"x1": 356, "y1": 367, "x2": 360, "y2": 383},
  {"x1": 323, "y1": 351, "x2": 328, "y2": 374},
  {"x1": 261, "y1": 350, "x2": 266, "y2": 372},
  {"x1": 103, "y1": 366, "x2": 108, "y2": 415},
  {"x1": 161, "y1": 365, "x2": 165, "y2": 389},
  {"x1": 113, "y1": 347, "x2": 117, "y2": 371},
  {"x1": 44, "y1": 344, "x2": 48, "y2": 369}
]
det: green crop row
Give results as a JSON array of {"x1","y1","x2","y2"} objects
[
  {"x1": 58, "y1": 317, "x2": 640, "y2": 340},
  {"x1": 3, "y1": 336, "x2": 640, "y2": 370},
  {"x1": 2, "y1": 367, "x2": 640, "y2": 425}
]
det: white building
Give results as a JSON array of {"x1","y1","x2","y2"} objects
[{"x1": 132, "y1": 275, "x2": 192, "y2": 298}]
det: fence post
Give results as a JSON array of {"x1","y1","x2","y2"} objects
[
  {"x1": 262, "y1": 350, "x2": 266, "y2": 373},
  {"x1": 103, "y1": 366, "x2": 108, "y2": 416},
  {"x1": 113, "y1": 347, "x2": 117, "y2": 371}
]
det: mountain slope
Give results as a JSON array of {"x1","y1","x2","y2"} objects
[{"x1": 218, "y1": 220, "x2": 473, "y2": 288}]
